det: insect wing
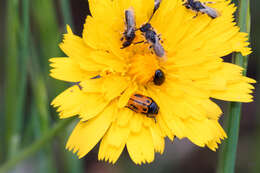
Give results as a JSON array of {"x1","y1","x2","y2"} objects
[
  {"x1": 154, "y1": 0, "x2": 162, "y2": 13},
  {"x1": 125, "y1": 8, "x2": 135, "y2": 30},
  {"x1": 153, "y1": 41, "x2": 165, "y2": 58},
  {"x1": 200, "y1": 5, "x2": 219, "y2": 18}
]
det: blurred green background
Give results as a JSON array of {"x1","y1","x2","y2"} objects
[{"x1": 0, "y1": 0, "x2": 258, "y2": 172}]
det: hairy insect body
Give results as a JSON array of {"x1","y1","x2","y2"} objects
[
  {"x1": 184, "y1": 0, "x2": 219, "y2": 19},
  {"x1": 121, "y1": 8, "x2": 136, "y2": 49}
]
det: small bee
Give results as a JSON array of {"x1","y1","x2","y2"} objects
[
  {"x1": 138, "y1": 23, "x2": 165, "y2": 58},
  {"x1": 153, "y1": 69, "x2": 165, "y2": 85},
  {"x1": 126, "y1": 94, "x2": 159, "y2": 122},
  {"x1": 121, "y1": 8, "x2": 136, "y2": 49},
  {"x1": 183, "y1": 0, "x2": 219, "y2": 19}
]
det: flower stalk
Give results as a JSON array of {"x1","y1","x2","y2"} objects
[
  {"x1": 5, "y1": 0, "x2": 20, "y2": 160},
  {"x1": 217, "y1": 0, "x2": 251, "y2": 173}
]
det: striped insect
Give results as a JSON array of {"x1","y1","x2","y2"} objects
[{"x1": 126, "y1": 94, "x2": 159, "y2": 122}]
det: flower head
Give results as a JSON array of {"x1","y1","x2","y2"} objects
[{"x1": 50, "y1": 0, "x2": 255, "y2": 164}]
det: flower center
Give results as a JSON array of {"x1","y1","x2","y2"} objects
[{"x1": 127, "y1": 49, "x2": 159, "y2": 84}]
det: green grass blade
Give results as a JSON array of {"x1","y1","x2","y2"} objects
[
  {"x1": 58, "y1": 1, "x2": 83, "y2": 172},
  {"x1": 29, "y1": 44, "x2": 51, "y2": 133},
  {"x1": 27, "y1": 34, "x2": 57, "y2": 172},
  {"x1": 4, "y1": 0, "x2": 20, "y2": 159},
  {"x1": 32, "y1": 0, "x2": 67, "y2": 100},
  {"x1": 216, "y1": 0, "x2": 251, "y2": 173},
  {"x1": 60, "y1": 0, "x2": 73, "y2": 27},
  {"x1": 31, "y1": 102, "x2": 57, "y2": 173},
  {"x1": 8, "y1": 0, "x2": 31, "y2": 159},
  {"x1": 0, "y1": 118, "x2": 75, "y2": 173}
]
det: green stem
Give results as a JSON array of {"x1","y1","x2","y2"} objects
[
  {"x1": 9, "y1": 0, "x2": 30, "y2": 159},
  {"x1": 216, "y1": 0, "x2": 251, "y2": 173},
  {"x1": 5, "y1": 0, "x2": 20, "y2": 159},
  {"x1": 60, "y1": 0, "x2": 73, "y2": 27},
  {"x1": 0, "y1": 118, "x2": 75, "y2": 173},
  {"x1": 59, "y1": 1, "x2": 83, "y2": 172}
]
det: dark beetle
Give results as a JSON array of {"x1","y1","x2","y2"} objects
[{"x1": 153, "y1": 69, "x2": 165, "y2": 85}]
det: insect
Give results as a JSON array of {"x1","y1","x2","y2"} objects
[
  {"x1": 121, "y1": 8, "x2": 136, "y2": 49},
  {"x1": 138, "y1": 23, "x2": 165, "y2": 58},
  {"x1": 153, "y1": 69, "x2": 165, "y2": 85},
  {"x1": 126, "y1": 94, "x2": 159, "y2": 122},
  {"x1": 153, "y1": 0, "x2": 162, "y2": 14},
  {"x1": 71, "y1": 82, "x2": 82, "y2": 90},
  {"x1": 183, "y1": 0, "x2": 219, "y2": 19},
  {"x1": 91, "y1": 75, "x2": 101, "y2": 79},
  {"x1": 71, "y1": 75, "x2": 101, "y2": 90}
]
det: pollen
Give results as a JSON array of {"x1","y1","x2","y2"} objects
[{"x1": 127, "y1": 52, "x2": 159, "y2": 84}]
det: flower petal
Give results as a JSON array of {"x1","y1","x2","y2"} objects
[
  {"x1": 51, "y1": 85, "x2": 111, "y2": 121},
  {"x1": 149, "y1": 124, "x2": 165, "y2": 154},
  {"x1": 118, "y1": 83, "x2": 138, "y2": 108},
  {"x1": 98, "y1": 122, "x2": 130, "y2": 163},
  {"x1": 49, "y1": 57, "x2": 97, "y2": 82},
  {"x1": 60, "y1": 25, "x2": 106, "y2": 71},
  {"x1": 51, "y1": 85, "x2": 83, "y2": 119},
  {"x1": 98, "y1": 138, "x2": 125, "y2": 164},
  {"x1": 116, "y1": 108, "x2": 134, "y2": 127},
  {"x1": 126, "y1": 127, "x2": 155, "y2": 164},
  {"x1": 66, "y1": 102, "x2": 116, "y2": 158}
]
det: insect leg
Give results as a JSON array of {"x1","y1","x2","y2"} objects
[
  {"x1": 193, "y1": 12, "x2": 199, "y2": 19},
  {"x1": 70, "y1": 82, "x2": 82, "y2": 90},
  {"x1": 204, "y1": 1, "x2": 215, "y2": 4},
  {"x1": 146, "y1": 114, "x2": 157, "y2": 123},
  {"x1": 134, "y1": 40, "x2": 145, "y2": 45}
]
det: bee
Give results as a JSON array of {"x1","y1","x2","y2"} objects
[
  {"x1": 135, "y1": 0, "x2": 165, "y2": 59},
  {"x1": 138, "y1": 23, "x2": 165, "y2": 58},
  {"x1": 183, "y1": 0, "x2": 219, "y2": 19},
  {"x1": 121, "y1": 8, "x2": 136, "y2": 49},
  {"x1": 153, "y1": 69, "x2": 165, "y2": 85},
  {"x1": 126, "y1": 94, "x2": 159, "y2": 122}
]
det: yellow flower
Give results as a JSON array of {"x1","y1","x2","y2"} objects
[{"x1": 49, "y1": 0, "x2": 255, "y2": 164}]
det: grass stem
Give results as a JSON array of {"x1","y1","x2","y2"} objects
[
  {"x1": 216, "y1": 0, "x2": 251, "y2": 173},
  {"x1": 0, "y1": 118, "x2": 75, "y2": 173}
]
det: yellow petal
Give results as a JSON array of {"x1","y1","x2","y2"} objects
[
  {"x1": 66, "y1": 102, "x2": 115, "y2": 158},
  {"x1": 103, "y1": 122, "x2": 130, "y2": 148},
  {"x1": 60, "y1": 25, "x2": 106, "y2": 71},
  {"x1": 182, "y1": 118, "x2": 227, "y2": 148},
  {"x1": 51, "y1": 85, "x2": 83, "y2": 119},
  {"x1": 126, "y1": 127, "x2": 155, "y2": 164},
  {"x1": 98, "y1": 138, "x2": 125, "y2": 164},
  {"x1": 118, "y1": 83, "x2": 138, "y2": 108},
  {"x1": 149, "y1": 124, "x2": 165, "y2": 154},
  {"x1": 49, "y1": 57, "x2": 97, "y2": 82},
  {"x1": 52, "y1": 85, "x2": 111, "y2": 121},
  {"x1": 116, "y1": 108, "x2": 134, "y2": 127}
]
